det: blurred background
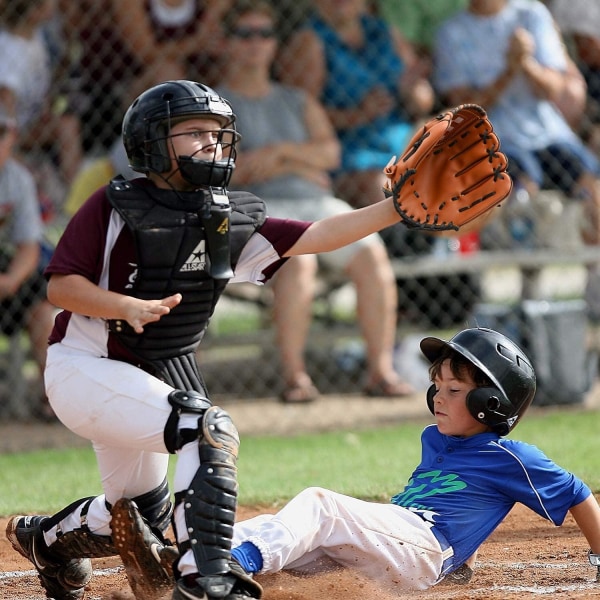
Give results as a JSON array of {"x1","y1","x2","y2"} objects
[{"x1": 1, "y1": 0, "x2": 600, "y2": 421}]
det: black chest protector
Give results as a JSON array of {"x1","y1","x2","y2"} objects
[{"x1": 106, "y1": 177, "x2": 266, "y2": 391}]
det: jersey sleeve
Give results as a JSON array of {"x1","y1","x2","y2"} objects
[
  {"x1": 497, "y1": 439, "x2": 591, "y2": 525},
  {"x1": 45, "y1": 187, "x2": 113, "y2": 283},
  {"x1": 230, "y1": 216, "x2": 312, "y2": 284}
]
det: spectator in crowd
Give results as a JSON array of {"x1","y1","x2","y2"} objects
[
  {"x1": 432, "y1": 0, "x2": 600, "y2": 318},
  {"x1": 112, "y1": 0, "x2": 231, "y2": 100},
  {"x1": 276, "y1": 0, "x2": 480, "y2": 327},
  {"x1": 0, "y1": 107, "x2": 56, "y2": 420},
  {"x1": 58, "y1": 0, "x2": 231, "y2": 154},
  {"x1": 276, "y1": 0, "x2": 435, "y2": 213},
  {"x1": 548, "y1": 0, "x2": 600, "y2": 151},
  {"x1": 217, "y1": 0, "x2": 413, "y2": 401},
  {"x1": 57, "y1": 0, "x2": 137, "y2": 152},
  {"x1": 0, "y1": 0, "x2": 83, "y2": 190}
]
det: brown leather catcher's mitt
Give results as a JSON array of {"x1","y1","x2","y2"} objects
[{"x1": 383, "y1": 104, "x2": 512, "y2": 231}]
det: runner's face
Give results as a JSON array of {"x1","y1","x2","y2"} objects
[{"x1": 431, "y1": 360, "x2": 489, "y2": 437}]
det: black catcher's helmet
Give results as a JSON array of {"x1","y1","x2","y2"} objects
[
  {"x1": 421, "y1": 328, "x2": 536, "y2": 435},
  {"x1": 122, "y1": 80, "x2": 239, "y2": 187}
]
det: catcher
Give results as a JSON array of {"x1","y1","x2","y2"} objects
[
  {"x1": 5, "y1": 81, "x2": 510, "y2": 600},
  {"x1": 229, "y1": 328, "x2": 600, "y2": 591}
]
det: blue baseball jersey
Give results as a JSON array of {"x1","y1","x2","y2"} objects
[{"x1": 391, "y1": 425, "x2": 590, "y2": 567}]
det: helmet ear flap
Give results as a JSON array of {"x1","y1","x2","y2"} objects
[
  {"x1": 426, "y1": 384, "x2": 436, "y2": 415},
  {"x1": 466, "y1": 387, "x2": 511, "y2": 436}
]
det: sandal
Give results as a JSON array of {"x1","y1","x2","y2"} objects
[
  {"x1": 279, "y1": 380, "x2": 319, "y2": 404},
  {"x1": 364, "y1": 377, "x2": 415, "y2": 398}
]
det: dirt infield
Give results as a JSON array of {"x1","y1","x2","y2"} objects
[
  {"x1": 1, "y1": 500, "x2": 598, "y2": 600},
  {"x1": 2, "y1": 388, "x2": 600, "y2": 599}
]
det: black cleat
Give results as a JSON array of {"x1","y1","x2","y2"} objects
[
  {"x1": 6, "y1": 515, "x2": 92, "y2": 599},
  {"x1": 172, "y1": 559, "x2": 262, "y2": 599},
  {"x1": 111, "y1": 497, "x2": 179, "y2": 599}
]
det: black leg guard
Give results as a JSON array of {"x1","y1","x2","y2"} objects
[
  {"x1": 176, "y1": 405, "x2": 240, "y2": 578},
  {"x1": 165, "y1": 390, "x2": 257, "y2": 596}
]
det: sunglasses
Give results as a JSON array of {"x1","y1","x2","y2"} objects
[{"x1": 230, "y1": 26, "x2": 276, "y2": 40}]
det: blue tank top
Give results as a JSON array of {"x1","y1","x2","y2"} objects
[{"x1": 309, "y1": 13, "x2": 414, "y2": 171}]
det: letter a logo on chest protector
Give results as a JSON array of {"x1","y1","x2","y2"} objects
[{"x1": 180, "y1": 240, "x2": 207, "y2": 272}]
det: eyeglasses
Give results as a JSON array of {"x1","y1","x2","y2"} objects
[{"x1": 230, "y1": 26, "x2": 276, "y2": 40}]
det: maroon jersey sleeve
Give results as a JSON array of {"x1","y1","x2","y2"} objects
[
  {"x1": 45, "y1": 187, "x2": 113, "y2": 284},
  {"x1": 256, "y1": 217, "x2": 312, "y2": 281}
]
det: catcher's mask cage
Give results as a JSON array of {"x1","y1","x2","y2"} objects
[
  {"x1": 421, "y1": 328, "x2": 536, "y2": 435},
  {"x1": 122, "y1": 80, "x2": 240, "y2": 188}
]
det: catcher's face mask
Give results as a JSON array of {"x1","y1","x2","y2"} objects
[
  {"x1": 164, "y1": 117, "x2": 240, "y2": 189},
  {"x1": 122, "y1": 79, "x2": 240, "y2": 188}
]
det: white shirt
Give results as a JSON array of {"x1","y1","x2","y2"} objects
[{"x1": 0, "y1": 28, "x2": 51, "y2": 129}]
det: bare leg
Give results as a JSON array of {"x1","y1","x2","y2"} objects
[
  {"x1": 25, "y1": 299, "x2": 55, "y2": 418},
  {"x1": 26, "y1": 299, "x2": 54, "y2": 375},
  {"x1": 346, "y1": 243, "x2": 414, "y2": 396},
  {"x1": 271, "y1": 255, "x2": 320, "y2": 402},
  {"x1": 577, "y1": 172, "x2": 600, "y2": 246},
  {"x1": 575, "y1": 173, "x2": 600, "y2": 322}
]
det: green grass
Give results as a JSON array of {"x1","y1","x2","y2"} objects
[{"x1": 1, "y1": 409, "x2": 599, "y2": 516}]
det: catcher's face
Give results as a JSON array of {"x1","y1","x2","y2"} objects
[
  {"x1": 158, "y1": 117, "x2": 225, "y2": 189},
  {"x1": 168, "y1": 118, "x2": 224, "y2": 162},
  {"x1": 431, "y1": 360, "x2": 489, "y2": 437}
]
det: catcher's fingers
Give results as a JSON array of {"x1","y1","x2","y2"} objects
[{"x1": 111, "y1": 497, "x2": 178, "y2": 600}]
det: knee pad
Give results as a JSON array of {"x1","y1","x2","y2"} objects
[
  {"x1": 200, "y1": 405, "x2": 240, "y2": 459},
  {"x1": 164, "y1": 389, "x2": 212, "y2": 454}
]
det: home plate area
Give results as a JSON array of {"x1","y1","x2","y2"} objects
[{"x1": 2, "y1": 500, "x2": 599, "y2": 600}]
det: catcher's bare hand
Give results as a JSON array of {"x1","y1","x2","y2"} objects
[
  {"x1": 124, "y1": 293, "x2": 182, "y2": 333},
  {"x1": 383, "y1": 104, "x2": 512, "y2": 232}
]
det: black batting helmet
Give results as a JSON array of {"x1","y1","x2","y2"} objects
[
  {"x1": 421, "y1": 328, "x2": 536, "y2": 435},
  {"x1": 122, "y1": 80, "x2": 239, "y2": 187}
]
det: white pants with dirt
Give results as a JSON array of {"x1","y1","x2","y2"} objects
[
  {"x1": 232, "y1": 487, "x2": 453, "y2": 591},
  {"x1": 43, "y1": 342, "x2": 200, "y2": 562}
]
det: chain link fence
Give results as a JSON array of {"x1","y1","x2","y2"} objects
[{"x1": 1, "y1": 0, "x2": 599, "y2": 419}]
